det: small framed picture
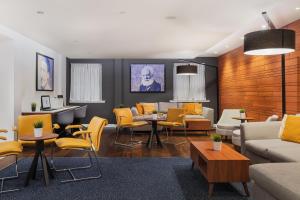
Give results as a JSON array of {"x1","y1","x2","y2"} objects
[
  {"x1": 36, "y1": 53, "x2": 54, "y2": 91},
  {"x1": 130, "y1": 64, "x2": 165, "y2": 93}
]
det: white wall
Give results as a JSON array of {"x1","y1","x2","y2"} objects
[
  {"x1": 0, "y1": 38, "x2": 14, "y2": 130},
  {"x1": 0, "y1": 25, "x2": 66, "y2": 128}
]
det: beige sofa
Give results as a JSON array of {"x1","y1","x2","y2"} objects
[
  {"x1": 131, "y1": 102, "x2": 214, "y2": 132},
  {"x1": 241, "y1": 121, "x2": 300, "y2": 200}
]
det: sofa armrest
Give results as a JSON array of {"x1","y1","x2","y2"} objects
[
  {"x1": 202, "y1": 107, "x2": 214, "y2": 127},
  {"x1": 240, "y1": 121, "x2": 281, "y2": 154}
]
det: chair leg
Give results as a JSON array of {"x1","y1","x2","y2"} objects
[
  {"x1": 114, "y1": 127, "x2": 140, "y2": 148},
  {"x1": 53, "y1": 149, "x2": 101, "y2": 183},
  {"x1": 0, "y1": 155, "x2": 21, "y2": 195}
]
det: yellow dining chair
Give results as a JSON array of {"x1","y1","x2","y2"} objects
[
  {"x1": 53, "y1": 116, "x2": 107, "y2": 183},
  {"x1": 0, "y1": 129, "x2": 23, "y2": 194},
  {"x1": 113, "y1": 108, "x2": 148, "y2": 148},
  {"x1": 15, "y1": 114, "x2": 60, "y2": 146},
  {"x1": 158, "y1": 108, "x2": 188, "y2": 145}
]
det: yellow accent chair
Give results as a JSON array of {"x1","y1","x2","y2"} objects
[
  {"x1": 0, "y1": 129, "x2": 23, "y2": 194},
  {"x1": 53, "y1": 116, "x2": 107, "y2": 183},
  {"x1": 113, "y1": 108, "x2": 148, "y2": 148},
  {"x1": 158, "y1": 108, "x2": 188, "y2": 145},
  {"x1": 15, "y1": 114, "x2": 60, "y2": 146}
]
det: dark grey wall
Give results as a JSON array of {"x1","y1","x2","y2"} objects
[{"x1": 66, "y1": 58, "x2": 218, "y2": 123}]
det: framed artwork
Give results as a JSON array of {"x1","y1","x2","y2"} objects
[
  {"x1": 130, "y1": 64, "x2": 165, "y2": 93},
  {"x1": 36, "y1": 53, "x2": 54, "y2": 91}
]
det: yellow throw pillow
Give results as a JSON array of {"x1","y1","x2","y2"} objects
[
  {"x1": 142, "y1": 103, "x2": 155, "y2": 115},
  {"x1": 281, "y1": 115, "x2": 300, "y2": 143},
  {"x1": 182, "y1": 103, "x2": 203, "y2": 115},
  {"x1": 136, "y1": 103, "x2": 144, "y2": 115}
]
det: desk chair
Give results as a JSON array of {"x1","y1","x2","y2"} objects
[
  {"x1": 15, "y1": 114, "x2": 60, "y2": 146},
  {"x1": 52, "y1": 116, "x2": 107, "y2": 183},
  {"x1": 113, "y1": 108, "x2": 148, "y2": 148},
  {"x1": 0, "y1": 129, "x2": 23, "y2": 194},
  {"x1": 56, "y1": 109, "x2": 74, "y2": 137},
  {"x1": 158, "y1": 108, "x2": 187, "y2": 145},
  {"x1": 74, "y1": 105, "x2": 88, "y2": 124}
]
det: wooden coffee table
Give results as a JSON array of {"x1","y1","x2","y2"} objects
[
  {"x1": 190, "y1": 141, "x2": 250, "y2": 197},
  {"x1": 185, "y1": 118, "x2": 211, "y2": 133}
]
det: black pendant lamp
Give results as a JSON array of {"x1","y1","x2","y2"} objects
[
  {"x1": 176, "y1": 64, "x2": 198, "y2": 75},
  {"x1": 244, "y1": 12, "x2": 295, "y2": 55}
]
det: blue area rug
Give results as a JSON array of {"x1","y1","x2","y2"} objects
[{"x1": 1, "y1": 157, "x2": 247, "y2": 200}]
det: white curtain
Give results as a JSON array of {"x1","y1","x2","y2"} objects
[
  {"x1": 70, "y1": 63, "x2": 103, "y2": 103},
  {"x1": 173, "y1": 63, "x2": 206, "y2": 101}
]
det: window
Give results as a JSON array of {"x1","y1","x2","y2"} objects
[
  {"x1": 173, "y1": 63, "x2": 206, "y2": 101},
  {"x1": 70, "y1": 63, "x2": 105, "y2": 103}
]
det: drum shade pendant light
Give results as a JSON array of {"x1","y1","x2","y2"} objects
[
  {"x1": 176, "y1": 64, "x2": 198, "y2": 75},
  {"x1": 244, "y1": 12, "x2": 295, "y2": 55}
]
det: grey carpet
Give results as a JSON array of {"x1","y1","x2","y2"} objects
[{"x1": 1, "y1": 157, "x2": 248, "y2": 200}]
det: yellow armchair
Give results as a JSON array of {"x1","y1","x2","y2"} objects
[
  {"x1": 158, "y1": 108, "x2": 188, "y2": 145},
  {"x1": 0, "y1": 129, "x2": 23, "y2": 194},
  {"x1": 113, "y1": 108, "x2": 148, "y2": 148},
  {"x1": 16, "y1": 114, "x2": 59, "y2": 146},
  {"x1": 53, "y1": 116, "x2": 108, "y2": 183}
]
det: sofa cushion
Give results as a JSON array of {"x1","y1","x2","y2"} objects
[
  {"x1": 267, "y1": 146, "x2": 300, "y2": 162},
  {"x1": 141, "y1": 103, "x2": 156, "y2": 114},
  {"x1": 245, "y1": 139, "x2": 300, "y2": 161},
  {"x1": 182, "y1": 103, "x2": 203, "y2": 115},
  {"x1": 158, "y1": 102, "x2": 178, "y2": 113},
  {"x1": 250, "y1": 163, "x2": 300, "y2": 200}
]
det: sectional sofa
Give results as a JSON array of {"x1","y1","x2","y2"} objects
[
  {"x1": 241, "y1": 121, "x2": 300, "y2": 200},
  {"x1": 131, "y1": 102, "x2": 214, "y2": 132}
]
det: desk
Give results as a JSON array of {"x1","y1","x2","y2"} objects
[{"x1": 21, "y1": 106, "x2": 80, "y2": 115}]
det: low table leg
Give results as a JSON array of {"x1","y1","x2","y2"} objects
[
  {"x1": 242, "y1": 182, "x2": 250, "y2": 196},
  {"x1": 24, "y1": 153, "x2": 39, "y2": 186},
  {"x1": 208, "y1": 183, "x2": 214, "y2": 197},
  {"x1": 41, "y1": 153, "x2": 50, "y2": 186},
  {"x1": 191, "y1": 161, "x2": 194, "y2": 170}
]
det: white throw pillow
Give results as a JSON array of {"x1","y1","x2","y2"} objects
[{"x1": 278, "y1": 114, "x2": 287, "y2": 138}]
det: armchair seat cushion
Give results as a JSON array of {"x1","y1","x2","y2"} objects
[
  {"x1": 55, "y1": 138, "x2": 91, "y2": 149},
  {"x1": 217, "y1": 123, "x2": 240, "y2": 130},
  {"x1": 0, "y1": 141, "x2": 22, "y2": 156},
  {"x1": 250, "y1": 163, "x2": 300, "y2": 200}
]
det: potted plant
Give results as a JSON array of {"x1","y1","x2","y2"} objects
[
  {"x1": 31, "y1": 102, "x2": 37, "y2": 112},
  {"x1": 33, "y1": 121, "x2": 43, "y2": 137},
  {"x1": 211, "y1": 134, "x2": 222, "y2": 151},
  {"x1": 152, "y1": 110, "x2": 158, "y2": 120},
  {"x1": 240, "y1": 109, "x2": 246, "y2": 118}
]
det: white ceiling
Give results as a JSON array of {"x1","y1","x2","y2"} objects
[{"x1": 0, "y1": 0, "x2": 299, "y2": 58}]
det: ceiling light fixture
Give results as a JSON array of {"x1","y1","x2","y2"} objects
[
  {"x1": 296, "y1": 7, "x2": 300, "y2": 10},
  {"x1": 165, "y1": 16, "x2": 177, "y2": 20},
  {"x1": 244, "y1": 12, "x2": 295, "y2": 56},
  {"x1": 176, "y1": 64, "x2": 198, "y2": 75},
  {"x1": 36, "y1": 11, "x2": 44, "y2": 15}
]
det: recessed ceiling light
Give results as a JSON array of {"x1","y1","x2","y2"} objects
[
  {"x1": 261, "y1": 24, "x2": 267, "y2": 29},
  {"x1": 165, "y1": 16, "x2": 177, "y2": 20},
  {"x1": 296, "y1": 7, "x2": 300, "y2": 10},
  {"x1": 213, "y1": 51, "x2": 218, "y2": 54},
  {"x1": 119, "y1": 11, "x2": 127, "y2": 14},
  {"x1": 36, "y1": 11, "x2": 44, "y2": 15}
]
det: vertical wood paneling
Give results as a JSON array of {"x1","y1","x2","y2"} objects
[{"x1": 218, "y1": 19, "x2": 300, "y2": 121}]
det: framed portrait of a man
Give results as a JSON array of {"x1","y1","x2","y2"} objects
[
  {"x1": 36, "y1": 53, "x2": 54, "y2": 91},
  {"x1": 130, "y1": 64, "x2": 165, "y2": 93}
]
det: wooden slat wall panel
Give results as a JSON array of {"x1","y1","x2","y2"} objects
[{"x1": 218, "y1": 19, "x2": 300, "y2": 121}]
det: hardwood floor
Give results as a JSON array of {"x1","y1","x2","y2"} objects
[{"x1": 1, "y1": 128, "x2": 234, "y2": 169}]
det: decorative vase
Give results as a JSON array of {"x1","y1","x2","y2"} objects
[
  {"x1": 152, "y1": 114, "x2": 158, "y2": 120},
  {"x1": 34, "y1": 128, "x2": 43, "y2": 137},
  {"x1": 213, "y1": 141, "x2": 222, "y2": 151},
  {"x1": 240, "y1": 113, "x2": 246, "y2": 118}
]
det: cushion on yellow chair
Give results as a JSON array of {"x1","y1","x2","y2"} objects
[
  {"x1": 136, "y1": 103, "x2": 144, "y2": 115},
  {"x1": 281, "y1": 115, "x2": 300, "y2": 143},
  {"x1": 0, "y1": 141, "x2": 23, "y2": 156},
  {"x1": 142, "y1": 103, "x2": 156, "y2": 114},
  {"x1": 158, "y1": 121, "x2": 183, "y2": 127},
  {"x1": 55, "y1": 138, "x2": 91, "y2": 149},
  {"x1": 182, "y1": 103, "x2": 203, "y2": 115}
]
